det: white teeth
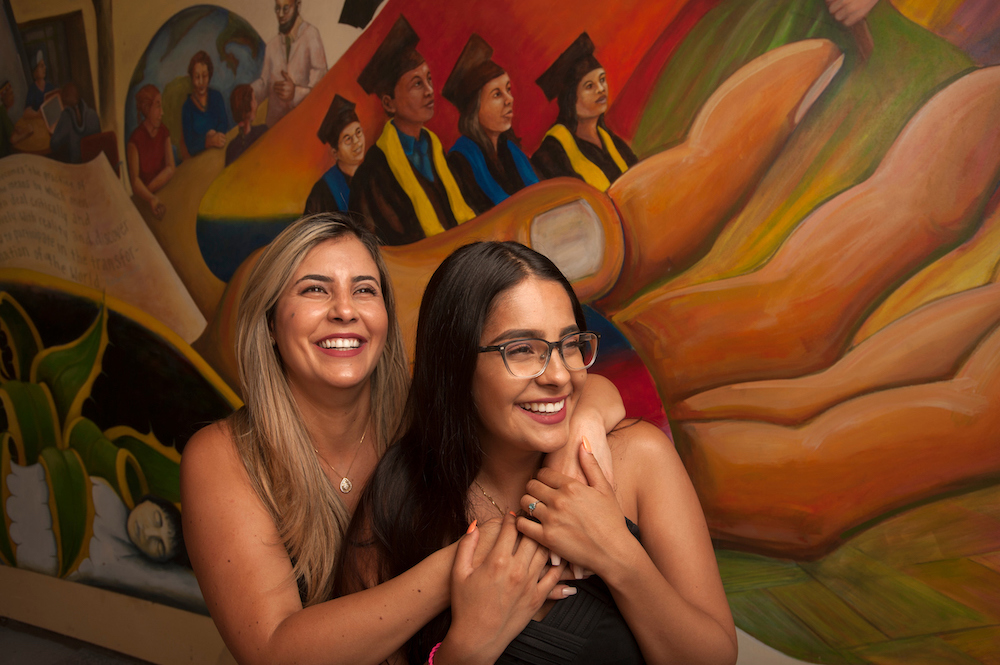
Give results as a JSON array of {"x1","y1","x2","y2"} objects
[
  {"x1": 319, "y1": 338, "x2": 361, "y2": 349},
  {"x1": 520, "y1": 399, "x2": 565, "y2": 414}
]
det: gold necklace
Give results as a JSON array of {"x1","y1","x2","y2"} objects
[
  {"x1": 474, "y1": 480, "x2": 505, "y2": 517},
  {"x1": 315, "y1": 423, "x2": 368, "y2": 494}
]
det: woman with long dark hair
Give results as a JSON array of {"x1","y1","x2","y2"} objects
[
  {"x1": 182, "y1": 215, "x2": 624, "y2": 664},
  {"x1": 443, "y1": 34, "x2": 539, "y2": 214},
  {"x1": 337, "y1": 241, "x2": 737, "y2": 664},
  {"x1": 531, "y1": 33, "x2": 638, "y2": 192}
]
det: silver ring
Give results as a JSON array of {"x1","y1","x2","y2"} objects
[{"x1": 528, "y1": 501, "x2": 539, "y2": 516}]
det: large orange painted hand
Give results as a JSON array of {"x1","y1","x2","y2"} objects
[
  {"x1": 677, "y1": 318, "x2": 1000, "y2": 558},
  {"x1": 615, "y1": 66, "x2": 1000, "y2": 403},
  {"x1": 598, "y1": 40, "x2": 843, "y2": 312},
  {"x1": 672, "y1": 282, "x2": 1000, "y2": 424}
]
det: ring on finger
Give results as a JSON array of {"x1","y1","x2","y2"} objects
[{"x1": 528, "y1": 500, "x2": 543, "y2": 516}]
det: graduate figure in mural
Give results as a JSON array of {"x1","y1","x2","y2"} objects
[
  {"x1": 303, "y1": 95, "x2": 364, "y2": 214},
  {"x1": 442, "y1": 34, "x2": 539, "y2": 215},
  {"x1": 252, "y1": 0, "x2": 328, "y2": 128},
  {"x1": 182, "y1": 51, "x2": 230, "y2": 158},
  {"x1": 128, "y1": 84, "x2": 175, "y2": 220},
  {"x1": 349, "y1": 15, "x2": 476, "y2": 246},
  {"x1": 532, "y1": 33, "x2": 638, "y2": 192},
  {"x1": 225, "y1": 84, "x2": 267, "y2": 166}
]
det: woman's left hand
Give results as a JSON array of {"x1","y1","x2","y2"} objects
[{"x1": 518, "y1": 440, "x2": 630, "y2": 575}]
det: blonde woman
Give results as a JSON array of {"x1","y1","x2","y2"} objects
[{"x1": 181, "y1": 214, "x2": 623, "y2": 664}]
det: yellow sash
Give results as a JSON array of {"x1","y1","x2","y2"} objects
[
  {"x1": 544, "y1": 124, "x2": 629, "y2": 192},
  {"x1": 376, "y1": 122, "x2": 475, "y2": 238}
]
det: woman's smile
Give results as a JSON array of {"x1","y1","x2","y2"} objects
[
  {"x1": 316, "y1": 334, "x2": 365, "y2": 353},
  {"x1": 273, "y1": 236, "x2": 389, "y2": 397},
  {"x1": 473, "y1": 277, "x2": 586, "y2": 456}
]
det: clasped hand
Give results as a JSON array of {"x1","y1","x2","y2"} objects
[
  {"x1": 445, "y1": 513, "x2": 567, "y2": 663},
  {"x1": 518, "y1": 441, "x2": 630, "y2": 576}
]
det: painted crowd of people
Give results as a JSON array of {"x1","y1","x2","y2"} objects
[
  {"x1": 308, "y1": 16, "x2": 639, "y2": 246},
  {"x1": 126, "y1": 0, "x2": 327, "y2": 219}
]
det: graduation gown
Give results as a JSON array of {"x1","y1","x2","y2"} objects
[
  {"x1": 304, "y1": 165, "x2": 352, "y2": 215},
  {"x1": 447, "y1": 135, "x2": 539, "y2": 214},
  {"x1": 531, "y1": 123, "x2": 638, "y2": 190},
  {"x1": 349, "y1": 122, "x2": 475, "y2": 246}
]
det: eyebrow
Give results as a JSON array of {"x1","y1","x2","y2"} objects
[
  {"x1": 294, "y1": 274, "x2": 380, "y2": 285},
  {"x1": 487, "y1": 325, "x2": 580, "y2": 345}
]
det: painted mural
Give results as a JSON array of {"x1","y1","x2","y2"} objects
[{"x1": 1, "y1": 0, "x2": 1000, "y2": 662}]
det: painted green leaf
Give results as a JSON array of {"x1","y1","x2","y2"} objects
[
  {"x1": 0, "y1": 293, "x2": 43, "y2": 383},
  {"x1": 30, "y1": 304, "x2": 108, "y2": 429},
  {"x1": 108, "y1": 427, "x2": 181, "y2": 505},
  {"x1": 0, "y1": 381, "x2": 61, "y2": 465},
  {"x1": 38, "y1": 447, "x2": 93, "y2": 578},
  {"x1": 66, "y1": 418, "x2": 147, "y2": 510}
]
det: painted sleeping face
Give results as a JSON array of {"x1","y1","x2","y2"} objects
[{"x1": 127, "y1": 500, "x2": 177, "y2": 563}]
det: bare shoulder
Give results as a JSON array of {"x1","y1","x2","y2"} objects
[
  {"x1": 609, "y1": 419, "x2": 677, "y2": 469},
  {"x1": 181, "y1": 419, "x2": 242, "y2": 483},
  {"x1": 180, "y1": 418, "x2": 257, "y2": 523},
  {"x1": 608, "y1": 420, "x2": 681, "y2": 519}
]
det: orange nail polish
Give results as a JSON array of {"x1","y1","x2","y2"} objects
[
  {"x1": 582, "y1": 436, "x2": 593, "y2": 453},
  {"x1": 467, "y1": 519, "x2": 477, "y2": 534}
]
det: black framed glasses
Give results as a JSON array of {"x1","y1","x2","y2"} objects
[{"x1": 478, "y1": 331, "x2": 601, "y2": 379}]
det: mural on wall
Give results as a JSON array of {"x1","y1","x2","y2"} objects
[{"x1": 2, "y1": 0, "x2": 1000, "y2": 661}]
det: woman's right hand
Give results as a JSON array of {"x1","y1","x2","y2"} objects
[{"x1": 434, "y1": 513, "x2": 566, "y2": 665}]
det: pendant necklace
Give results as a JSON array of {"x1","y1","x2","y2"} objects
[
  {"x1": 474, "y1": 480, "x2": 506, "y2": 517},
  {"x1": 315, "y1": 422, "x2": 368, "y2": 494}
]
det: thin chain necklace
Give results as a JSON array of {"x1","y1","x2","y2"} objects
[
  {"x1": 474, "y1": 480, "x2": 505, "y2": 517},
  {"x1": 315, "y1": 422, "x2": 368, "y2": 494}
]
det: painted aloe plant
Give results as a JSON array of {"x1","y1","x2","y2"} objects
[{"x1": 0, "y1": 292, "x2": 181, "y2": 577}]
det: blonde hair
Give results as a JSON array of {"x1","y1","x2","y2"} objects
[{"x1": 228, "y1": 213, "x2": 408, "y2": 606}]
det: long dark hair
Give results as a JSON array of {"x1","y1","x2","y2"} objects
[{"x1": 335, "y1": 241, "x2": 586, "y2": 663}]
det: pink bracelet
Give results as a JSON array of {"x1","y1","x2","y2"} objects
[{"x1": 428, "y1": 641, "x2": 443, "y2": 664}]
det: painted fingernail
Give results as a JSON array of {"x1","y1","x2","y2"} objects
[
  {"x1": 574, "y1": 564, "x2": 584, "y2": 580},
  {"x1": 582, "y1": 436, "x2": 593, "y2": 453},
  {"x1": 551, "y1": 553, "x2": 561, "y2": 566},
  {"x1": 562, "y1": 587, "x2": 578, "y2": 597},
  {"x1": 509, "y1": 511, "x2": 517, "y2": 517},
  {"x1": 467, "y1": 519, "x2": 478, "y2": 534}
]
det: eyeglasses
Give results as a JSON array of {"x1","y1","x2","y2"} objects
[{"x1": 478, "y1": 331, "x2": 600, "y2": 379}]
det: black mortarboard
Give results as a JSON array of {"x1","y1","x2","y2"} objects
[
  {"x1": 357, "y1": 15, "x2": 425, "y2": 97},
  {"x1": 442, "y1": 34, "x2": 506, "y2": 111},
  {"x1": 317, "y1": 94, "x2": 359, "y2": 145},
  {"x1": 339, "y1": 0, "x2": 381, "y2": 29},
  {"x1": 535, "y1": 32, "x2": 602, "y2": 101}
]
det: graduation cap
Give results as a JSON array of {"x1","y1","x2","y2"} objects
[
  {"x1": 357, "y1": 15, "x2": 425, "y2": 98},
  {"x1": 535, "y1": 32, "x2": 602, "y2": 102},
  {"x1": 442, "y1": 34, "x2": 505, "y2": 111},
  {"x1": 317, "y1": 94, "x2": 360, "y2": 145}
]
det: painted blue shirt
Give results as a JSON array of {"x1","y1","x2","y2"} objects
[{"x1": 181, "y1": 88, "x2": 230, "y2": 157}]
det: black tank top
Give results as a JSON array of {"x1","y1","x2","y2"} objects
[{"x1": 496, "y1": 520, "x2": 646, "y2": 664}]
